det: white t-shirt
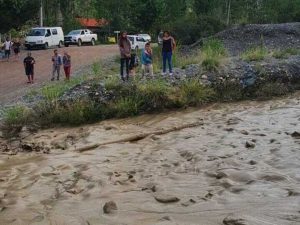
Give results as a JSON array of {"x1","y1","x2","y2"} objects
[{"x1": 4, "y1": 41, "x2": 12, "y2": 50}]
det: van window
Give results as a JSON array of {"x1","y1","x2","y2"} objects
[
  {"x1": 27, "y1": 29, "x2": 45, "y2": 36},
  {"x1": 52, "y1": 29, "x2": 58, "y2": 35},
  {"x1": 128, "y1": 36, "x2": 134, "y2": 43},
  {"x1": 81, "y1": 31, "x2": 85, "y2": 35},
  {"x1": 46, "y1": 29, "x2": 51, "y2": 37},
  {"x1": 136, "y1": 37, "x2": 145, "y2": 42}
]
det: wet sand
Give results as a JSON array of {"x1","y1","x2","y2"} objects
[{"x1": 0, "y1": 93, "x2": 300, "y2": 225}]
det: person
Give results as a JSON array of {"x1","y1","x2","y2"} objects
[
  {"x1": 23, "y1": 52, "x2": 35, "y2": 84},
  {"x1": 162, "y1": 31, "x2": 176, "y2": 77},
  {"x1": 12, "y1": 38, "x2": 21, "y2": 61},
  {"x1": 141, "y1": 42, "x2": 154, "y2": 78},
  {"x1": 63, "y1": 51, "x2": 71, "y2": 80},
  {"x1": 118, "y1": 31, "x2": 131, "y2": 81},
  {"x1": 3, "y1": 37, "x2": 13, "y2": 61},
  {"x1": 129, "y1": 49, "x2": 139, "y2": 77},
  {"x1": 51, "y1": 49, "x2": 62, "y2": 81}
]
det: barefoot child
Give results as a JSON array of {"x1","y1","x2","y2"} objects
[{"x1": 23, "y1": 52, "x2": 35, "y2": 84}]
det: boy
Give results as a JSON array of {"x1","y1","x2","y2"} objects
[
  {"x1": 23, "y1": 52, "x2": 35, "y2": 84},
  {"x1": 3, "y1": 37, "x2": 13, "y2": 61},
  {"x1": 63, "y1": 51, "x2": 71, "y2": 80},
  {"x1": 51, "y1": 49, "x2": 62, "y2": 81},
  {"x1": 141, "y1": 42, "x2": 154, "y2": 78}
]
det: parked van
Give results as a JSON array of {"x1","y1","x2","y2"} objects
[
  {"x1": 127, "y1": 35, "x2": 148, "y2": 50},
  {"x1": 25, "y1": 27, "x2": 64, "y2": 49}
]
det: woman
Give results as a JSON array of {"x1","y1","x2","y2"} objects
[
  {"x1": 162, "y1": 31, "x2": 176, "y2": 76},
  {"x1": 118, "y1": 31, "x2": 131, "y2": 81}
]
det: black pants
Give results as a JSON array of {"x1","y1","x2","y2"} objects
[{"x1": 120, "y1": 58, "x2": 130, "y2": 81}]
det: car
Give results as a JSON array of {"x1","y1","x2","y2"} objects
[
  {"x1": 127, "y1": 35, "x2": 148, "y2": 50},
  {"x1": 64, "y1": 29, "x2": 98, "y2": 47},
  {"x1": 25, "y1": 27, "x2": 64, "y2": 49},
  {"x1": 158, "y1": 31, "x2": 163, "y2": 45},
  {"x1": 137, "y1": 34, "x2": 151, "y2": 42}
]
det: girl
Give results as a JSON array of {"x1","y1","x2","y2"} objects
[
  {"x1": 63, "y1": 51, "x2": 71, "y2": 80},
  {"x1": 162, "y1": 31, "x2": 176, "y2": 77}
]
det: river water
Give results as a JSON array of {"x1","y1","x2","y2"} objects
[{"x1": 0, "y1": 93, "x2": 299, "y2": 225}]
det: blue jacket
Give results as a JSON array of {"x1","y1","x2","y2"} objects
[{"x1": 141, "y1": 50, "x2": 152, "y2": 65}]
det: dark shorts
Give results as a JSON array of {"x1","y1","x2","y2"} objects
[
  {"x1": 5, "y1": 50, "x2": 10, "y2": 57},
  {"x1": 25, "y1": 67, "x2": 34, "y2": 76},
  {"x1": 14, "y1": 48, "x2": 20, "y2": 54}
]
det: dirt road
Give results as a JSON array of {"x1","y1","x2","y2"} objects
[{"x1": 0, "y1": 45, "x2": 119, "y2": 104}]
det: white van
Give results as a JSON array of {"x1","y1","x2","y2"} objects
[
  {"x1": 127, "y1": 35, "x2": 148, "y2": 50},
  {"x1": 25, "y1": 27, "x2": 64, "y2": 49}
]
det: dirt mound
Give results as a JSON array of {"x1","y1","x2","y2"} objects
[{"x1": 215, "y1": 23, "x2": 300, "y2": 56}]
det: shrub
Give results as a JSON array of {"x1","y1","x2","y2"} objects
[
  {"x1": 272, "y1": 48, "x2": 299, "y2": 59},
  {"x1": 178, "y1": 79, "x2": 216, "y2": 106},
  {"x1": 255, "y1": 82, "x2": 290, "y2": 99},
  {"x1": 201, "y1": 39, "x2": 226, "y2": 71},
  {"x1": 242, "y1": 46, "x2": 268, "y2": 61},
  {"x1": 114, "y1": 97, "x2": 141, "y2": 117}
]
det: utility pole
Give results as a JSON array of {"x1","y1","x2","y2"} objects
[
  {"x1": 40, "y1": 0, "x2": 43, "y2": 27},
  {"x1": 227, "y1": 0, "x2": 231, "y2": 26}
]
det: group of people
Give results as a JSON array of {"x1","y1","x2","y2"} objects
[
  {"x1": 1, "y1": 37, "x2": 21, "y2": 61},
  {"x1": 22, "y1": 49, "x2": 71, "y2": 84},
  {"x1": 118, "y1": 31, "x2": 176, "y2": 81}
]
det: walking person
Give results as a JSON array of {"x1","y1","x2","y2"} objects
[
  {"x1": 3, "y1": 37, "x2": 13, "y2": 62},
  {"x1": 23, "y1": 52, "x2": 35, "y2": 84},
  {"x1": 118, "y1": 31, "x2": 131, "y2": 81},
  {"x1": 12, "y1": 38, "x2": 21, "y2": 61},
  {"x1": 63, "y1": 51, "x2": 71, "y2": 80},
  {"x1": 162, "y1": 31, "x2": 176, "y2": 77},
  {"x1": 51, "y1": 49, "x2": 62, "y2": 81},
  {"x1": 141, "y1": 42, "x2": 154, "y2": 79}
]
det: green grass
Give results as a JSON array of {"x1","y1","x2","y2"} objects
[
  {"x1": 272, "y1": 48, "x2": 299, "y2": 59},
  {"x1": 201, "y1": 39, "x2": 226, "y2": 71},
  {"x1": 242, "y1": 46, "x2": 268, "y2": 61}
]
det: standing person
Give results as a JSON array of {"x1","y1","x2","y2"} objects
[
  {"x1": 3, "y1": 37, "x2": 13, "y2": 62},
  {"x1": 23, "y1": 52, "x2": 35, "y2": 84},
  {"x1": 129, "y1": 49, "x2": 139, "y2": 77},
  {"x1": 63, "y1": 51, "x2": 71, "y2": 80},
  {"x1": 13, "y1": 38, "x2": 21, "y2": 61},
  {"x1": 51, "y1": 49, "x2": 62, "y2": 81},
  {"x1": 141, "y1": 42, "x2": 154, "y2": 78},
  {"x1": 162, "y1": 31, "x2": 176, "y2": 77},
  {"x1": 118, "y1": 31, "x2": 131, "y2": 81}
]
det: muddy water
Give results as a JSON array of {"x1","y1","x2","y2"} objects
[{"x1": 0, "y1": 94, "x2": 300, "y2": 225}]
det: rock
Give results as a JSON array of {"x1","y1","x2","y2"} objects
[
  {"x1": 223, "y1": 215, "x2": 247, "y2": 225},
  {"x1": 291, "y1": 131, "x2": 300, "y2": 139},
  {"x1": 245, "y1": 141, "x2": 255, "y2": 148},
  {"x1": 103, "y1": 201, "x2": 118, "y2": 214},
  {"x1": 240, "y1": 130, "x2": 249, "y2": 135},
  {"x1": 104, "y1": 124, "x2": 119, "y2": 130},
  {"x1": 249, "y1": 160, "x2": 257, "y2": 165},
  {"x1": 154, "y1": 193, "x2": 180, "y2": 203}
]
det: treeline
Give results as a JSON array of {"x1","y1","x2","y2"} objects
[{"x1": 1, "y1": 0, "x2": 300, "y2": 44}]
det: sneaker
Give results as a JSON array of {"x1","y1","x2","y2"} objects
[
  {"x1": 161, "y1": 72, "x2": 166, "y2": 76},
  {"x1": 169, "y1": 73, "x2": 173, "y2": 76}
]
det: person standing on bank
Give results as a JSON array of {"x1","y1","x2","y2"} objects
[
  {"x1": 162, "y1": 31, "x2": 176, "y2": 77},
  {"x1": 63, "y1": 51, "x2": 71, "y2": 80},
  {"x1": 141, "y1": 42, "x2": 154, "y2": 78},
  {"x1": 23, "y1": 52, "x2": 35, "y2": 84},
  {"x1": 3, "y1": 37, "x2": 13, "y2": 62},
  {"x1": 51, "y1": 49, "x2": 62, "y2": 81},
  {"x1": 118, "y1": 31, "x2": 131, "y2": 81}
]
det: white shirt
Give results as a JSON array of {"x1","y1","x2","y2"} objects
[{"x1": 4, "y1": 41, "x2": 12, "y2": 50}]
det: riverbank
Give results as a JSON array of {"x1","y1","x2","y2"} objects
[{"x1": 0, "y1": 92, "x2": 299, "y2": 225}]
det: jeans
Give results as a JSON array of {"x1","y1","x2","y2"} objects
[
  {"x1": 120, "y1": 58, "x2": 130, "y2": 81},
  {"x1": 162, "y1": 51, "x2": 172, "y2": 74},
  {"x1": 52, "y1": 65, "x2": 61, "y2": 80}
]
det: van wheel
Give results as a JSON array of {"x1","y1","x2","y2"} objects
[
  {"x1": 91, "y1": 38, "x2": 95, "y2": 46},
  {"x1": 44, "y1": 43, "x2": 48, "y2": 49},
  {"x1": 65, "y1": 44, "x2": 69, "y2": 47},
  {"x1": 77, "y1": 39, "x2": 82, "y2": 47},
  {"x1": 58, "y1": 41, "x2": 63, "y2": 48}
]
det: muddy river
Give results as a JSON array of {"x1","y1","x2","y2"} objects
[{"x1": 0, "y1": 93, "x2": 300, "y2": 225}]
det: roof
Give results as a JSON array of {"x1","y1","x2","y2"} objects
[{"x1": 76, "y1": 18, "x2": 108, "y2": 28}]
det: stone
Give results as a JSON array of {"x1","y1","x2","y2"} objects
[
  {"x1": 154, "y1": 193, "x2": 180, "y2": 203},
  {"x1": 245, "y1": 141, "x2": 255, "y2": 148},
  {"x1": 240, "y1": 130, "x2": 249, "y2": 135},
  {"x1": 223, "y1": 215, "x2": 246, "y2": 225},
  {"x1": 291, "y1": 131, "x2": 300, "y2": 139},
  {"x1": 103, "y1": 201, "x2": 118, "y2": 214}
]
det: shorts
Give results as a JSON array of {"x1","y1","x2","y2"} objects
[
  {"x1": 5, "y1": 50, "x2": 10, "y2": 57},
  {"x1": 25, "y1": 67, "x2": 34, "y2": 76},
  {"x1": 14, "y1": 48, "x2": 20, "y2": 54}
]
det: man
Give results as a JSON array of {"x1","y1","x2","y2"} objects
[
  {"x1": 23, "y1": 52, "x2": 35, "y2": 84},
  {"x1": 51, "y1": 49, "x2": 62, "y2": 81},
  {"x1": 3, "y1": 37, "x2": 13, "y2": 61}
]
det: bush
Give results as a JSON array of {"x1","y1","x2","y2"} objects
[
  {"x1": 272, "y1": 48, "x2": 299, "y2": 59},
  {"x1": 201, "y1": 39, "x2": 226, "y2": 71},
  {"x1": 114, "y1": 97, "x2": 141, "y2": 117},
  {"x1": 242, "y1": 46, "x2": 268, "y2": 61},
  {"x1": 178, "y1": 79, "x2": 216, "y2": 106}
]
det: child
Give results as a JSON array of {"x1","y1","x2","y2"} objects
[
  {"x1": 13, "y1": 38, "x2": 21, "y2": 61},
  {"x1": 141, "y1": 42, "x2": 153, "y2": 78},
  {"x1": 129, "y1": 50, "x2": 139, "y2": 77},
  {"x1": 23, "y1": 52, "x2": 35, "y2": 84},
  {"x1": 3, "y1": 37, "x2": 13, "y2": 62},
  {"x1": 51, "y1": 49, "x2": 62, "y2": 81},
  {"x1": 63, "y1": 51, "x2": 71, "y2": 80}
]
